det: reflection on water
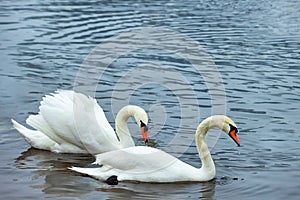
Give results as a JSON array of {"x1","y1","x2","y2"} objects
[
  {"x1": 16, "y1": 148, "x2": 95, "y2": 197},
  {"x1": 1, "y1": 0, "x2": 300, "y2": 199},
  {"x1": 15, "y1": 148, "x2": 216, "y2": 199}
]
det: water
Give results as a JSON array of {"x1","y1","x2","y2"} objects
[{"x1": 1, "y1": 0, "x2": 300, "y2": 199}]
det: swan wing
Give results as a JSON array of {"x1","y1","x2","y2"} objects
[
  {"x1": 12, "y1": 119, "x2": 57, "y2": 150},
  {"x1": 27, "y1": 90, "x2": 120, "y2": 154},
  {"x1": 69, "y1": 91, "x2": 121, "y2": 153},
  {"x1": 11, "y1": 119, "x2": 86, "y2": 153},
  {"x1": 70, "y1": 146, "x2": 198, "y2": 182},
  {"x1": 95, "y1": 146, "x2": 177, "y2": 172},
  {"x1": 70, "y1": 146, "x2": 177, "y2": 181}
]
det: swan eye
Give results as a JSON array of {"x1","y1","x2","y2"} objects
[
  {"x1": 229, "y1": 124, "x2": 238, "y2": 134},
  {"x1": 140, "y1": 120, "x2": 146, "y2": 128}
]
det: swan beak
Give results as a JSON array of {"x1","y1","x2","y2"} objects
[
  {"x1": 140, "y1": 121, "x2": 149, "y2": 144},
  {"x1": 141, "y1": 125, "x2": 149, "y2": 144},
  {"x1": 229, "y1": 128, "x2": 240, "y2": 146}
]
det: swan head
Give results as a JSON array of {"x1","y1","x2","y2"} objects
[
  {"x1": 222, "y1": 116, "x2": 240, "y2": 146},
  {"x1": 132, "y1": 107, "x2": 149, "y2": 144},
  {"x1": 116, "y1": 105, "x2": 149, "y2": 144},
  {"x1": 202, "y1": 115, "x2": 240, "y2": 146}
]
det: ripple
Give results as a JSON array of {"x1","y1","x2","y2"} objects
[
  {"x1": 1, "y1": 0, "x2": 300, "y2": 199},
  {"x1": 230, "y1": 108, "x2": 266, "y2": 114}
]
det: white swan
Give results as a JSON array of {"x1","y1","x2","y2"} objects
[
  {"x1": 70, "y1": 115, "x2": 240, "y2": 184},
  {"x1": 11, "y1": 90, "x2": 149, "y2": 154}
]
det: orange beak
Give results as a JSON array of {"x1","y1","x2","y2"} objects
[
  {"x1": 229, "y1": 128, "x2": 240, "y2": 146},
  {"x1": 141, "y1": 125, "x2": 149, "y2": 144}
]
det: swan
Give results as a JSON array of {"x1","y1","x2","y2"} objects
[
  {"x1": 70, "y1": 115, "x2": 240, "y2": 184},
  {"x1": 11, "y1": 90, "x2": 149, "y2": 154}
]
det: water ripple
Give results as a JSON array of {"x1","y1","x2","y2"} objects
[{"x1": 1, "y1": 0, "x2": 300, "y2": 199}]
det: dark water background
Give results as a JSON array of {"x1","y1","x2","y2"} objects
[{"x1": 1, "y1": 0, "x2": 300, "y2": 199}]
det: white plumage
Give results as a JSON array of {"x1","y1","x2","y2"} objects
[
  {"x1": 12, "y1": 90, "x2": 149, "y2": 154},
  {"x1": 70, "y1": 115, "x2": 240, "y2": 183}
]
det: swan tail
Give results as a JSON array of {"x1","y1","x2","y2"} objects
[
  {"x1": 11, "y1": 119, "x2": 56, "y2": 151},
  {"x1": 26, "y1": 114, "x2": 50, "y2": 134},
  {"x1": 12, "y1": 119, "x2": 87, "y2": 153},
  {"x1": 26, "y1": 113, "x2": 67, "y2": 145},
  {"x1": 69, "y1": 165, "x2": 117, "y2": 181}
]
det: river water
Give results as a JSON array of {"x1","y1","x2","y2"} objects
[{"x1": 1, "y1": 0, "x2": 300, "y2": 199}]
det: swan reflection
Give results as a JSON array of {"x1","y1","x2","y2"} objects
[{"x1": 16, "y1": 148, "x2": 216, "y2": 199}]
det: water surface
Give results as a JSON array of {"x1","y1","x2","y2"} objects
[{"x1": 1, "y1": 0, "x2": 300, "y2": 199}]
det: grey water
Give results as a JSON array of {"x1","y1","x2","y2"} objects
[{"x1": 1, "y1": 0, "x2": 300, "y2": 199}]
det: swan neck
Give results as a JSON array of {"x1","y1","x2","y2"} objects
[
  {"x1": 195, "y1": 117, "x2": 218, "y2": 177},
  {"x1": 115, "y1": 106, "x2": 136, "y2": 148}
]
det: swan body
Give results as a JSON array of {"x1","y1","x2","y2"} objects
[
  {"x1": 70, "y1": 115, "x2": 240, "y2": 183},
  {"x1": 12, "y1": 90, "x2": 149, "y2": 154}
]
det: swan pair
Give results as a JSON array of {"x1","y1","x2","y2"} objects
[
  {"x1": 12, "y1": 90, "x2": 241, "y2": 184},
  {"x1": 12, "y1": 90, "x2": 149, "y2": 154}
]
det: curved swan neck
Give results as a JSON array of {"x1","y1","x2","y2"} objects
[
  {"x1": 115, "y1": 106, "x2": 137, "y2": 148},
  {"x1": 195, "y1": 116, "x2": 226, "y2": 177},
  {"x1": 195, "y1": 115, "x2": 227, "y2": 142},
  {"x1": 195, "y1": 120, "x2": 214, "y2": 169}
]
